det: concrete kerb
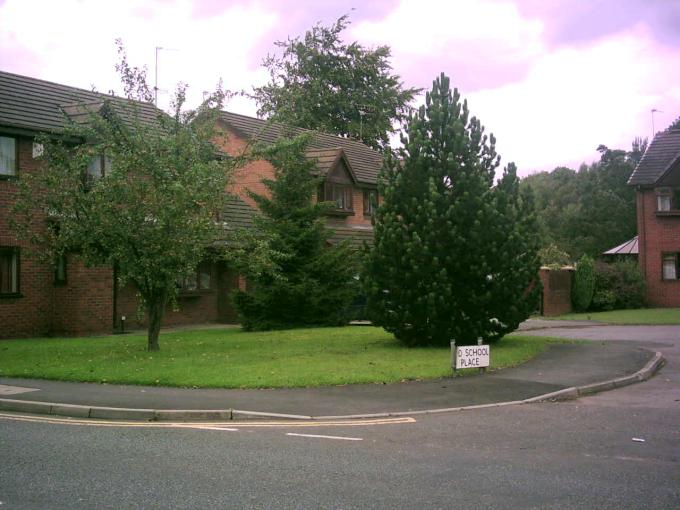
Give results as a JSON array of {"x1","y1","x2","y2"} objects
[{"x1": 0, "y1": 351, "x2": 665, "y2": 423}]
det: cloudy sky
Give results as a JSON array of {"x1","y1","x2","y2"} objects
[{"x1": 1, "y1": 0, "x2": 679, "y2": 175}]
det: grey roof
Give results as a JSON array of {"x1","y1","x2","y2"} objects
[
  {"x1": 219, "y1": 195, "x2": 372, "y2": 249},
  {"x1": 220, "y1": 195, "x2": 257, "y2": 231},
  {"x1": 628, "y1": 129, "x2": 680, "y2": 186},
  {"x1": 0, "y1": 70, "x2": 162, "y2": 135},
  {"x1": 603, "y1": 236, "x2": 638, "y2": 256},
  {"x1": 329, "y1": 226, "x2": 374, "y2": 249},
  {"x1": 219, "y1": 111, "x2": 383, "y2": 186}
]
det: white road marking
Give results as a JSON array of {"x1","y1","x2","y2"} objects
[
  {"x1": 286, "y1": 432, "x2": 363, "y2": 441},
  {"x1": 187, "y1": 426, "x2": 239, "y2": 432},
  {"x1": 0, "y1": 385, "x2": 40, "y2": 396}
]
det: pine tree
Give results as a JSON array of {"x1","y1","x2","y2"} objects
[
  {"x1": 233, "y1": 136, "x2": 359, "y2": 330},
  {"x1": 363, "y1": 73, "x2": 541, "y2": 346}
]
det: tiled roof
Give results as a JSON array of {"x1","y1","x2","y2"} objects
[
  {"x1": 329, "y1": 225, "x2": 374, "y2": 249},
  {"x1": 306, "y1": 147, "x2": 342, "y2": 175},
  {"x1": 219, "y1": 111, "x2": 383, "y2": 185},
  {"x1": 603, "y1": 236, "x2": 638, "y2": 255},
  {"x1": 628, "y1": 129, "x2": 680, "y2": 186},
  {"x1": 219, "y1": 196, "x2": 373, "y2": 249},
  {"x1": 0, "y1": 70, "x2": 162, "y2": 135},
  {"x1": 220, "y1": 195, "x2": 257, "y2": 231}
]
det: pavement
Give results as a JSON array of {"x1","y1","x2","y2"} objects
[{"x1": 0, "y1": 320, "x2": 668, "y2": 422}]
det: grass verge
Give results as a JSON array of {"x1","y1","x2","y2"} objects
[
  {"x1": 551, "y1": 308, "x2": 680, "y2": 325},
  {"x1": 0, "y1": 327, "x2": 556, "y2": 388}
]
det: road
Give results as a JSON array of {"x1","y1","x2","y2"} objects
[{"x1": 1, "y1": 325, "x2": 679, "y2": 509}]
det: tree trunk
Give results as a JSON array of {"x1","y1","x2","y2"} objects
[{"x1": 147, "y1": 294, "x2": 167, "y2": 352}]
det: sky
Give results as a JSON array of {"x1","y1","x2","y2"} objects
[{"x1": 1, "y1": 0, "x2": 679, "y2": 176}]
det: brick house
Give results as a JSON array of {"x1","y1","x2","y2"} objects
[
  {"x1": 0, "y1": 71, "x2": 381, "y2": 338},
  {"x1": 627, "y1": 125, "x2": 680, "y2": 307}
]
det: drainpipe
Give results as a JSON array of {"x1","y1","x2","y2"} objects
[
  {"x1": 638, "y1": 186, "x2": 646, "y2": 280},
  {"x1": 112, "y1": 262, "x2": 118, "y2": 333}
]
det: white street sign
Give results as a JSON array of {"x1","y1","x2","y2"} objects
[{"x1": 456, "y1": 344, "x2": 490, "y2": 369}]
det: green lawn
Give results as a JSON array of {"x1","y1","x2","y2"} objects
[
  {"x1": 0, "y1": 327, "x2": 556, "y2": 388},
  {"x1": 552, "y1": 308, "x2": 680, "y2": 325}
]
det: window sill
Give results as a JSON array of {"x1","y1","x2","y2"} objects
[
  {"x1": 0, "y1": 292, "x2": 23, "y2": 299},
  {"x1": 0, "y1": 174, "x2": 18, "y2": 181},
  {"x1": 655, "y1": 210, "x2": 680, "y2": 217},
  {"x1": 326, "y1": 209, "x2": 354, "y2": 217},
  {"x1": 178, "y1": 289, "x2": 214, "y2": 298}
]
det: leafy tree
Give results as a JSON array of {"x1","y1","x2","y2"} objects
[
  {"x1": 232, "y1": 135, "x2": 359, "y2": 330},
  {"x1": 363, "y1": 73, "x2": 541, "y2": 347},
  {"x1": 11, "y1": 44, "x2": 235, "y2": 351},
  {"x1": 572, "y1": 255, "x2": 595, "y2": 311},
  {"x1": 253, "y1": 14, "x2": 420, "y2": 151},
  {"x1": 521, "y1": 139, "x2": 643, "y2": 259}
]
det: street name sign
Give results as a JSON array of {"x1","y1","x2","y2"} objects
[{"x1": 456, "y1": 344, "x2": 490, "y2": 369}]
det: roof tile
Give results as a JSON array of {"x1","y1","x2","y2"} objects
[
  {"x1": 628, "y1": 129, "x2": 680, "y2": 186},
  {"x1": 219, "y1": 111, "x2": 383, "y2": 185}
]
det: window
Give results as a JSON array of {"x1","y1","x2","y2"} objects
[
  {"x1": 320, "y1": 182, "x2": 353, "y2": 212},
  {"x1": 54, "y1": 255, "x2": 67, "y2": 285},
  {"x1": 0, "y1": 136, "x2": 17, "y2": 177},
  {"x1": 86, "y1": 154, "x2": 112, "y2": 184},
  {"x1": 656, "y1": 187, "x2": 680, "y2": 212},
  {"x1": 662, "y1": 253, "x2": 679, "y2": 280},
  {"x1": 177, "y1": 263, "x2": 212, "y2": 293},
  {"x1": 0, "y1": 247, "x2": 19, "y2": 296},
  {"x1": 657, "y1": 188, "x2": 672, "y2": 211},
  {"x1": 363, "y1": 189, "x2": 378, "y2": 216}
]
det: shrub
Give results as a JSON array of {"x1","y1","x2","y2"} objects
[
  {"x1": 539, "y1": 244, "x2": 571, "y2": 269},
  {"x1": 572, "y1": 255, "x2": 595, "y2": 311},
  {"x1": 591, "y1": 259, "x2": 645, "y2": 311}
]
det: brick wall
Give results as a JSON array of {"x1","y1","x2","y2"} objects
[
  {"x1": 637, "y1": 189, "x2": 680, "y2": 307},
  {"x1": 539, "y1": 267, "x2": 573, "y2": 316},
  {"x1": 1, "y1": 137, "x2": 115, "y2": 339},
  {"x1": 1, "y1": 137, "x2": 55, "y2": 338},
  {"x1": 215, "y1": 125, "x2": 376, "y2": 228},
  {"x1": 115, "y1": 262, "x2": 238, "y2": 330}
]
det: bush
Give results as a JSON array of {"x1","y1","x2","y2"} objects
[
  {"x1": 539, "y1": 244, "x2": 571, "y2": 269},
  {"x1": 591, "y1": 259, "x2": 645, "y2": 311},
  {"x1": 572, "y1": 255, "x2": 595, "y2": 311}
]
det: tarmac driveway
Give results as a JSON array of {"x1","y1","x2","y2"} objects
[{"x1": 519, "y1": 323, "x2": 679, "y2": 347}]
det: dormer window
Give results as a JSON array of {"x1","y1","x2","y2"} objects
[{"x1": 323, "y1": 182, "x2": 353, "y2": 212}]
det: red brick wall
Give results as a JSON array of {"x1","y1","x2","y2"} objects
[
  {"x1": 539, "y1": 268, "x2": 573, "y2": 316},
  {"x1": 637, "y1": 189, "x2": 680, "y2": 307},
  {"x1": 52, "y1": 256, "x2": 113, "y2": 336},
  {"x1": 1, "y1": 137, "x2": 56, "y2": 338},
  {"x1": 1, "y1": 137, "x2": 114, "y2": 339},
  {"x1": 115, "y1": 262, "x2": 238, "y2": 330},
  {"x1": 215, "y1": 125, "x2": 376, "y2": 228}
]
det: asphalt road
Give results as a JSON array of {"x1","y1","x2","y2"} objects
[{"x1": 1, "y1": 325, "x2": 679, "y2": 509}]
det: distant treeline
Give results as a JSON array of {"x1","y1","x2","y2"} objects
[{"x1": 520, "y1": 138, "x2": 647, "y2": 262}]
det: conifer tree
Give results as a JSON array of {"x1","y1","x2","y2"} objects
[
  {"x1": 232, "y1": 136, "x2": 358, "y2": 330},
  {"x1": 363, "y1": 73, "x2": 540, "y2": 346}
]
